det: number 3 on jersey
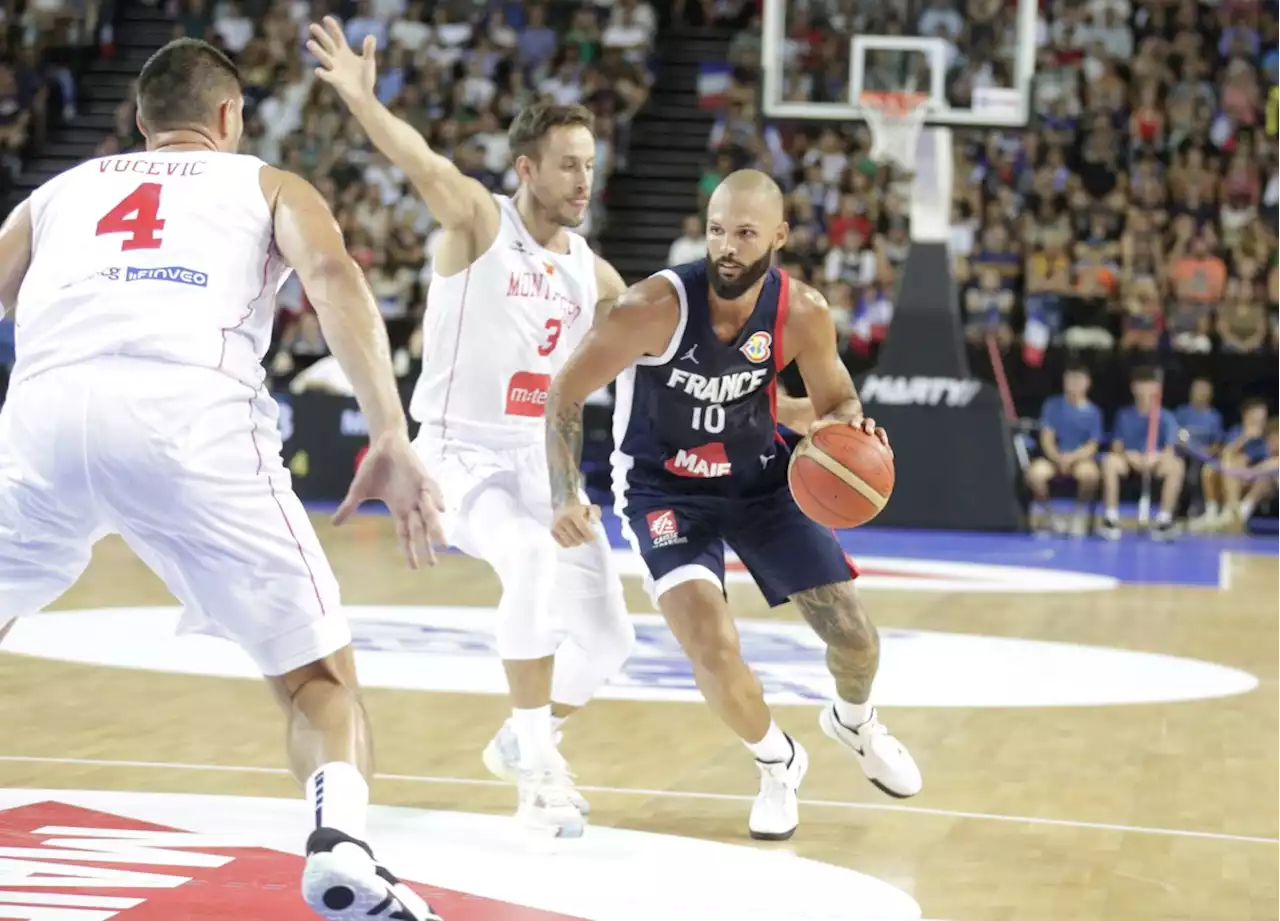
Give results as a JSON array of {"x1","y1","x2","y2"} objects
[
  {"x1": 96, "y1": 182, "x2": 165, "y2": 251},
  {"x1": 538, "y1": 318, "x2": 562, "y2": 356}
]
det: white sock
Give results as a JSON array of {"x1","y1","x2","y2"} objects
[
  {"x1": 834, "y1": 697, "x2": 873, "y2": 728},
  {"x1": 512, "y1": 705, "x2": 558, "y2": 768},
  {"x1": 1240, "y1": 499, "x2": 1256, "y2": 521},
  {"x1": 550, "y1": 713, "x2": 568, "y2": 734},
  {"x1": 305, "y1": 762, "x2": 369, "y2": 841},
  {"x1": 744, "y1": 720, "x2": 793, "y2": 764},
  {"x1": 1155, "y1": 509, "x2": 1173, "y2": 525},
  {"x1": 1104, "y1": 507, "x2": 1119, "y2": 521},
  {"x1": 1205, "y1": 500, "x2": 1220, "y2": 517}
]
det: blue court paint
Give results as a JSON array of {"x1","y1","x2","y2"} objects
[{"x1": 305, "y1": 501, "x2": 1276, "y2": 588}]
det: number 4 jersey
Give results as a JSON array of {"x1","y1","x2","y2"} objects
[
  {"x1": 612, "y1": 258, "x2": 792, "y2": 502},
  {"x1": 14, "y1": 151, "x2": 289, "y2": 390}
]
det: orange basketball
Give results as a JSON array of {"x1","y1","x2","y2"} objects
[{"x1": 788, "y1": 424, "x2": 895, "y2": 529}]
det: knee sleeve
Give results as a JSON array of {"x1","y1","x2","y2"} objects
[
  {"x1": 464, "y1": 486, "x2": 563, "y2": 661},
  {"x1": 552, "y1": 589, "x2": 635, "y2": 708}
]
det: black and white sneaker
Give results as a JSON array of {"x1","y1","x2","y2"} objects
[
  {"x1": 1151, "y1": 518, "x2": 1179, "y2": 542},
  {"x1": 1096, "y1": 515, "x2": 1121, "y2": 541},
  {"x1": 302, "y1": 828, "x2": 443, "y2": 921}
]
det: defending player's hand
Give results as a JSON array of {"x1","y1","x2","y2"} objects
[
  {"x1": 333, "y1": 432, "x2": 447, "y2": 570},
  {"x1": 307, "y1": 16, "x2": 377, "y2": 103},
  {"x1": 810, "y1": 415, "x2": 892, "y2": 456},
  {"x1": 551, "y1": 501, "x2": 601, "y2": 549}
]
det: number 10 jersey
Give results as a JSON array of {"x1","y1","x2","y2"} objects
[
  {"x1": 612, "y1": 259, "x2": 792, "y2": 503},
  {"x1": 14, "y1": 150, "x2": 289, "y2": 391}
]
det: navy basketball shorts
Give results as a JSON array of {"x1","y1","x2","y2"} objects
[{"x1": 621, "y1": 485, "x2": 859, "y2": 608}]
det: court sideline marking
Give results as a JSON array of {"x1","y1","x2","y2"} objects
[{"x1": 1, "y1": 754, "x2": 1274, "y2": 846}]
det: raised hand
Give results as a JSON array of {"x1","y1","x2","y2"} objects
[{"x1": 307, "y1": 15, "x2": 377, "y2": 104}]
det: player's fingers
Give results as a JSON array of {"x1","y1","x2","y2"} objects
[
  {"x1": 307, "y1": 42, "x2": 334, "y2": 70},
  {"x1": 425, "y1": 478, "x2": 446, "y2": 513},
  {"x1": 362, "y1": 34, "x2": 377, "y2": 58},
  {"x1": 407, "y1": 508, "x2": 431, "y2": 567},
  {"x1": 331, "y1": 491, "x2": 361, "y2": 526},
  {"x1": 307, "y1": 24, "x2": 335, "y2": 56},
  {"x1": 424, "y1": 509, "x2": 447, "y2": 557},
  {"x1": 874, "y1": 425, "x2": 892, "y2": 452},
  {"x1": 395, "y1": 513, "x2": 419, "y2": 570},
  {"x1": 550, "y1": 523, "x2": 572, "y2": 548},
  {"x1": 323, "y1": 15, "x2": 346, "y2": 47},
  {"x1": 860, "y1": 416, "x2": 878, "y2": 436}
]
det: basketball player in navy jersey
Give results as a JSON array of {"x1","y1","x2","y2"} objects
[{"x1": 545, "y1": 170, "x2": 921, "y2": 840}]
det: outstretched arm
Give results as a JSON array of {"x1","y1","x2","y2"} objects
[
  {"x1": 266, "y1": 167, "x2": 405, "y2": 441},
  {"x1": 546, "y1": 277, "x2": 679, "y2": 542},
  {"x1": 307, "y1": 17, "x2": 492, "y2": 230},
  {"x1": 0, "y1": 198, "x2": 32, "y2": 316}
]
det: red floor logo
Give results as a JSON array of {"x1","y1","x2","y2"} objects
[{"x1": 0, "y1": 801, "x2": 583, "y2": 920}]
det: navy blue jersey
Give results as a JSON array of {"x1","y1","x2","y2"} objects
[{"x1": 612, "y1": 259, "x2": 791, "y2": 500}]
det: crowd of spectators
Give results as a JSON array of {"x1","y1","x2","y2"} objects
[
  {"x1": 96, "y1": 0, "x2": 657, "y2": 385},
  {"x1": 0, "y1": 0, "x2": 96, "y2": 193},
  {"x1": 696, "y1": 0, "x2": 1278, "y2": 364}
]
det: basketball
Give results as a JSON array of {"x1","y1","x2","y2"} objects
[{"x1": 788, "y1": 423, "x2": 895, "y2": 529}]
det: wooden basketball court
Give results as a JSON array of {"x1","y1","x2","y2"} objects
[{"x1": 0, "y1": 514, "x2": 1275, "y2": 920}]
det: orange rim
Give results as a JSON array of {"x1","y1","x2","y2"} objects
[{"x1": 859, "y1": 90, "x2": 930, "y2": 115}]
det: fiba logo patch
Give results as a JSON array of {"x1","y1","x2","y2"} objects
[
  {"x1": 646, "y1": 509, "x2": 686, "y2": 548},
  {"x1": 739, "y1": 330, "x2": 772, "y2": 364}
]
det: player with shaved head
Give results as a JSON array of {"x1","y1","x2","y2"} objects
[{"x1": 545, "y1": 170, "x2": 922, "y2": 840}]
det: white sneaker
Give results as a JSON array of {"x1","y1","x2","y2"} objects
[
  {"x1": 516, "y1": 760, "x2": 587, "y2": 839},
  {"x1": 482, "y1": 719, "x2": 590, "y2": 815},
  {"x1": 301, "y1": 828, "x2": 442, "y2": 921},
  {"x1": 820, "y1": 704, "x2": 922, "y2": 799},
  {"x1": 748, "y1": 735, "x2": 808, "y2": 841}
]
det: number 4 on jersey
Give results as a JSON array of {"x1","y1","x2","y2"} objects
[{"x1": 96, "y1": 182, "x2": 165, "y2": 251}]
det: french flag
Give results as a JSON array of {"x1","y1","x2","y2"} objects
[
  {"x1": 1023, "y1": 308, "x2": 1050, "y2": 367},
  {"x1": 697, "y1": 63, "x2": 734, "y2": 109}
]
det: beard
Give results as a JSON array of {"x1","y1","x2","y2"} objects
[
  {"x1": 709, "y1": 247, "x2": 774, "y2": 299},
  {"x1": 530, "y1": 184, "x2": 587, "y2": 228}
]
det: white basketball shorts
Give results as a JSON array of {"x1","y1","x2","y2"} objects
[
  {"x1": 414, "y1": 436, "x2": 622, "y2": 602},
  {"x1": 0, "y1": 357, "x2": 348, "y2": 676}
]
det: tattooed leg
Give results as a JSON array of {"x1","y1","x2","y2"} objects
[{"x1": 790, "y1": 580, "x2": 879, "y2": 704}]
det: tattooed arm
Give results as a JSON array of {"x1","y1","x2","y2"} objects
[
  {"x1": 787, "y1": 279, "x2": 889, "y2": 449},
  {"x1": 547, "y1": 275, "x2": 680, "y2": 547}
]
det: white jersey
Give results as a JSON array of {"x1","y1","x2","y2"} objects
[
  {"x1": 13, "y1": 150, "x2": 289, "y2": 390},
  {"x1": 411, "y1": 194, "x2": 599, "y2": 448}
]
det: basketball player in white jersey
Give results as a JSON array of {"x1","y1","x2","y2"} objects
[
  {"x1": 0, "y1": 39, "x2": 443, "y2": 921},
  {"x1": 308, "y1": 18, "x2": 634, "y2": 839}
]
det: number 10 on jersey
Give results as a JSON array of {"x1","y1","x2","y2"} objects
[{"x1": 691, "y1": 404, "x2": 725, "y2": 434}]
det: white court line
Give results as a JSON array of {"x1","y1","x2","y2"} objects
[
  {"x1": 1218, "y1": 552, "x2": 1232, "y2": 591},
  {"x1": 0, "y1": 754, "x2": 1275, "y2": 847}
]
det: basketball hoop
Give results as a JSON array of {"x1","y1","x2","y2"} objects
[{"x1": 859, "y1": 91, "x2": 934, "y2": 173}]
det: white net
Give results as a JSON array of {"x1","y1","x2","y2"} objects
[{"x1": 860, "y1": 92, "x2": 934, "y2": 174}]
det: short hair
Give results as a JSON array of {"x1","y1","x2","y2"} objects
[
  {"x1": 508, "y1": 102, "x2": 594, "y2": 162},
  {"x1": 1241, "y1": 397, "x2": 1268, "y2": 415},
  {"x1": 1064, "y1": 360, "x2": 1090, "y2": 376},
  {"x1": 137, "y1": 38, "x2": 242, "y2": 134},
  {"x1": 1130, "y1": 365, "x2": 1159, "y2": 384}
]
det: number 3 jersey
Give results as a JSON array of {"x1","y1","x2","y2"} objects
[
  {"x1": 411, "y1": 194, "x2": 599, "y2": 450},
  {"x1": 613, "y1": 258, "x2": 792, "y2": 501},
  {"x1": 13, "y1": 151, "x2": 289, "y2": 390}
]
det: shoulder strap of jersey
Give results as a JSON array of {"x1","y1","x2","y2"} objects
[{"x1": 640, "y1": 268, "x2": 691, "y2": 367}]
